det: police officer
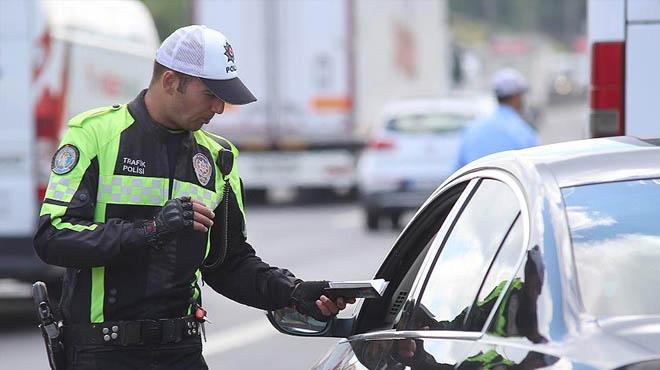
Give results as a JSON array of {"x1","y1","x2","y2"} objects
[
  {"x1": 34, "y1": 25, "x2": 353, "y2": 369},
  {"x1": 454, "y1": 68, "x2": 539, "y2": 170}
]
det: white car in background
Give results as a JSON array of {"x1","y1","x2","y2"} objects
[{"x1": 357, "y1": 94, "x2": 495, "y2": 231}]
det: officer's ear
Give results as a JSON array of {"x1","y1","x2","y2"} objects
[{"x1": 161, "y1": 70, "x2": 179, "y2": 96}]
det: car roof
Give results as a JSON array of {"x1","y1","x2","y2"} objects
[{"x1": 457, "y1": 136, "x2": 660, "y2": 188}]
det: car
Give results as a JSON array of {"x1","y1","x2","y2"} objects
[
  {"x1": 356, "y1": 94, "x2": 495, "y2": 231},
  {"x1": 268, "y1": 136, "x2": 660, "y2": 369}
]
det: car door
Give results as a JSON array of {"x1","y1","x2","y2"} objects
[
  {"x1": 312, "y1": 175, "x2": 526, "y2": 369},
  {"x1": 316, "y1": 180, "x2": 475, "y2": 370},
  {"x1": 389, "y1": 176, "x2": 526, "y2": 368}
]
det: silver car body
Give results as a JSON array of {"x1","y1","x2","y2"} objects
[
  {"x1": 306, "y1": 137, "x2": 660, "y2": 369},
  {"x1": 273, "y1": 136, "x2": 660, "y2": 369}
]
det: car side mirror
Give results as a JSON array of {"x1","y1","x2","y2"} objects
[
  {"x1": 266, "y1": 307, "x2": 329, "y2": 335},
  {"x1": 266, "y1": 307, "x2": 356, "y2": 338}
]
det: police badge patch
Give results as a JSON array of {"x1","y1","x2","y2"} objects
[
  {"x1": 192, "y1": 153, "x2": 212, "y2": 186},
  {"x1": 51, "y1": 144, "x2": 80, "y2": 175}
]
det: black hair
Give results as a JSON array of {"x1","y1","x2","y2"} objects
[
  {"x1": 150, "y1": 61, "x2": 193, "y2": 93},
  {"x1": 497, "y1": 95, "x2": 516, "y2": 104}
]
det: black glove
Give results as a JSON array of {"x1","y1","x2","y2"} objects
[
  {"x1": 135, "y1": 196, "x2": 194, "y2": 249},
  {"x1": 290, "y1": 280, "x2": 332, "y2": 322}
]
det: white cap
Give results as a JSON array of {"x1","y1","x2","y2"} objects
[
  {"x1": 491, "y1": 68, "x2": 528, "y2": 98},
  {"x1": 155, "y1": 25, "x2": 256, "y2": 105}
]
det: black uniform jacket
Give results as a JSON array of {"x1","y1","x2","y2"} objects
[{"x1": 34, "y1": 91, "x2": 298, "y2": 324}]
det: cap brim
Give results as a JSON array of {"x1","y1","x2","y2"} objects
[{"x1": 200, "y1": 77, "x2": 256, "y2": 105}]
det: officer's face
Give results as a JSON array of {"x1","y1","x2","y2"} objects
[{"x1": 171, "y1": 76, "x2": 225, "y2": 131}]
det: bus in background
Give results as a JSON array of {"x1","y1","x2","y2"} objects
[
  {"x1": 588, "y1": 0, "x2": 660, "y2": 138},
  {"x1": 0, "y1": 0, "x2": 159, "y2": 295}
]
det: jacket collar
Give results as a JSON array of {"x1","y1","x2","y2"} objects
[{"x1": 127, "y1": 89, "x2": 195, "y2": 147}]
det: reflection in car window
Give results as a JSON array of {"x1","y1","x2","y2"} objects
[
  {"x1": 482, "y1": 245, "x2": 548, "y2": 343},
  {"x1": 412, "y1": 179, "x2": 520, "y2": 331},
  {"x1": 387, "y1": 113, "x2": 473, "y2": 134},
  {"x1": 562, "y1": 179, "x2": 660, "y2": 316},
  {"x1": 465, "y1": 214, "x2": 523, "y2": 332}
]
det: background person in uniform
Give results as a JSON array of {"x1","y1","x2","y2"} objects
[
  {"x1": 454, "y1": 68, "x2": 539, "y2": 170},
  {"x1": 34, "y1": 25, "x2": 353, "y2": 370}
]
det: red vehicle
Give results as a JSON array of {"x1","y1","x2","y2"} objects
[{"x1": 588, "y1": 0, "x2": 660, "y2": 138}]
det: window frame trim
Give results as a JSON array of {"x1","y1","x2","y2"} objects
[
  {"x1": 403, "y1": 168, "x2": 532, "y2": 338},
  {"x1": 393, "y1": 178, "x2": 480, "y2": 330},
  {"x1": 353, "y1": 180, "x2": 472, "y2": 334},
  {"x1": 352, "y1": 328, "x2": 481, "y2": 342}
]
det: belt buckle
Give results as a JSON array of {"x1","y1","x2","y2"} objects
[{"x1": 140, "y1": 320, "x2": 161, "y2": 345}]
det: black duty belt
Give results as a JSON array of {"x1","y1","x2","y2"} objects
[{"x1": 65, "y1": 316, "x2": 200, "y2": 346}]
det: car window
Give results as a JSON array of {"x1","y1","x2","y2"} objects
[
  {"x1": 408, "y1": 179, "x2": 521, "y2": 331},
  {"x1": 464, "y1": 215, "x2": 523, "y2": 332},
  {"x1": 355, "y1": 182, "x2": 469, "y2": 334},
  {"x1": 386, "y1": 113, "x2": 473, "y2": 134},
  {"x1": 562, "y1": 178, "x2": 660, "y2": 316}
]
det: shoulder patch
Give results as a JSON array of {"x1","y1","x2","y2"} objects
[
  {"x1": 68, "y1": 105, "x2": 120, "y2": 128},
  {"x1": 51, "y1": 144, "x2": 79, "y2": 175}
]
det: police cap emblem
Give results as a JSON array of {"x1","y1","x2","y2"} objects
[
  {"x1": 224, "y1": 41, "x2": 235, "y2": 64},
  {"x1": 51, "y1": 144, "x2": 80, "y2": 175},
  {"x1": 192, "y1": 153, "x2": 212, "y2": 186}
]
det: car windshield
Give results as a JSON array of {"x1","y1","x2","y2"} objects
[
  {"x1": 562, "y1": 179, "x2": 660, "y2": 317},
  {"x1": 386, "y1": 113, "x2": 473, "y2": 134}
]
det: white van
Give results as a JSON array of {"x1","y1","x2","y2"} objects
[
  {"x1": 588, "y1": 0, "x2": 660, "y2": 138},
  {"x1": 0, "y1": 0, "x2": 159, "y2": 290}
]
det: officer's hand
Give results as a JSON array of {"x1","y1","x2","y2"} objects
[
  {"x1": 137, "y1": 196, "x2": 196, "y2": 248},
  {"x1": 290, "y1": 281, "x2": 356, "y2": 322},
  {"x1": 191, "y1": 199, "x2": 214, "y2": 232},
  {"x1": 155, "y1": 196, "x2": 194, "y2": 233},
  {"x1": 396, "y1": 339, "x2": 417, "y2": 359}
]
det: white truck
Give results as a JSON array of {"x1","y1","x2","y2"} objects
[
  {"x1": 588, "y1": 0, "x2": 660, "y2": 138},
  {"x1": 193, "y1": 0, "x2": 450, "y2": 200},
  {"x1": 0, "y1": 0, "x2": 159, "y2": 291}
]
